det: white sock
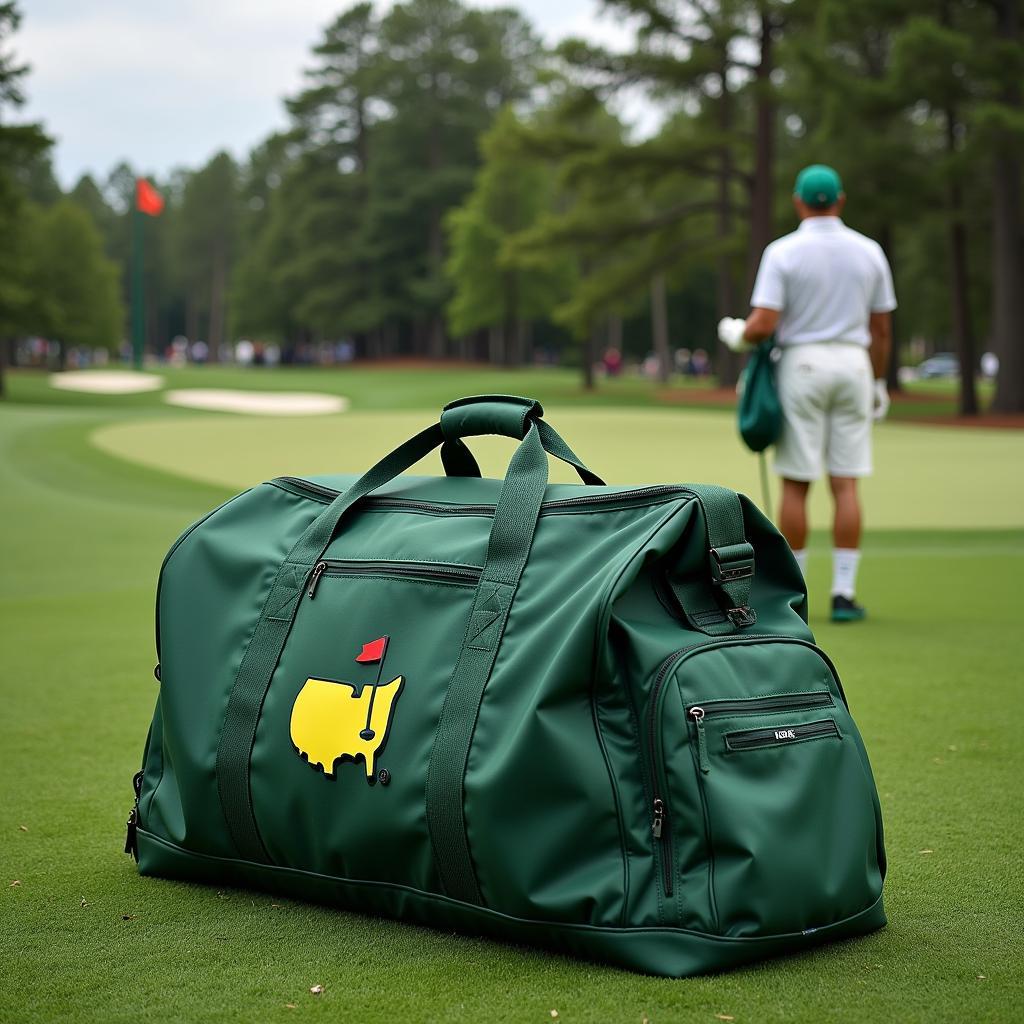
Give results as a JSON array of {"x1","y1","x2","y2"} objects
[
  {"x1": 832, "y1": 548, "x2": 861, "y2": 599},
  {"x1": 792, "y1": 549, "x2": 808, "y2": 576}
]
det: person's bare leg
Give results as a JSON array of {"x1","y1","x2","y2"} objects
[
  {"x1": 829, "y1": 475, "x2": 864, "y2": 614},
  {"x1": 829, "y1": 475, "x2": 861, "y2": 549},
  {"x1": 779, "y1": 478, "x2": 811, "y2": 564}
]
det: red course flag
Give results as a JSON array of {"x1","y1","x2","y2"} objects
[
  {"x1": 356, "y1": 636, "x2": 388, "y2": 664},
  {"x1": 136, "y1": 178, "x2": 164, "y2": 217}
]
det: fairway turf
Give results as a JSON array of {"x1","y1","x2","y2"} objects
[{"x1": 2, "y1": 368, "x2": 1022, "y2": 1024}]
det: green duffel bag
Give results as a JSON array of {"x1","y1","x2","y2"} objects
[{"x1": 127, "y1": 394, "x2": 886, "y2": 977}]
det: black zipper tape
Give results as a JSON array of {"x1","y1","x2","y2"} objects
[
  {"x1": 725, "y1": 718, "x2": 840, "y2": 751},
  {"x1": 274, "y1": 476, "x2": 689, "y2": 516},
  {"x1": 308, "y1": 559, "x2": 483, "y2": 598},
  {"x1": 686, "y1": 690, "x2": 834, "y2": 720}
]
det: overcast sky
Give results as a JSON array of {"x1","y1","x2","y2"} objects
[{"x1": 18, "y1": 0, "x2": 635, "y2": 188}]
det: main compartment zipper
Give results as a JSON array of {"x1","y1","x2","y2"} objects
[
  {"x1": 275, "y1": 476, "x2": 689, "y2": 517},
  {"x1": 307, "y1": 559, "x2": 483, "y2": 599}
]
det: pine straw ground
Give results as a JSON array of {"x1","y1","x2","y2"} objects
[{"x1": 1, "y1": 366, "x2": 1022, "y2": 1024}]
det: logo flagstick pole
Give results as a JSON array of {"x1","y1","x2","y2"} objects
[{"x1": 359, "y1": 636, "x2": 389, "y2": 741}]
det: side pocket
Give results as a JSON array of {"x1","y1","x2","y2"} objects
[{"x1": 659, "y1": 638, "x2": 885, "y2": 938}]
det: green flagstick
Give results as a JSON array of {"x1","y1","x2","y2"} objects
[
  {"x1": 131, "y1": 206, "x2": 145, "y2": 371},
  {"x1": 359, "y1": 637, "x2": 389, "y2": 741}
]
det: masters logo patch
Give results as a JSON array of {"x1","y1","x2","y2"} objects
[{"x1": 289, "y1": 635, "x2": 402, "y2": 782}]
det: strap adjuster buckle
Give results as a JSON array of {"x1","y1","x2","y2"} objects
[
  {"x1": 726, "y1": 606, "x2": 757, "y2": 628},
  {"x1": 710, "y1": 543, "x2": 755, "y2": 584}
]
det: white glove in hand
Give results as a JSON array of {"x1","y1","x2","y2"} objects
[
  {"x1": 872, "y1": 379, "x2": 890, "y2": 422},
  {"x1": 717, "y1": 317, "x2": 753, "y2": 353}
]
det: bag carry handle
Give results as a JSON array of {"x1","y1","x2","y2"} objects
[
  {"x1": 214, "y1": 400, "x2": 557, "y2": 904},
  {"x1": 438, "y1": 394, "x2": 605, "y2": 486}
]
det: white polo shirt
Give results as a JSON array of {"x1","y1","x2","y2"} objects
[{"x1": 750, "y1": 217, "x2": 896, "y2": 347}]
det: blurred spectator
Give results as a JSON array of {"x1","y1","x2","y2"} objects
[
  {"x1": 981, "y1": 351, "x2": 999, "y2": 378},
  {"x1": 235, "y1": 339, "x2": 255, "y2": 365},
  {"x1": 690, "y1": 348, "x2": 710, "y2": 376},
  {"x1": 602, "y1": 346, "x2": 623, "y2": 377}
]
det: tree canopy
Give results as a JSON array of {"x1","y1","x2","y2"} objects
[{"x1": 4, "y1": 0, "x2": 1024, "y2": 409}]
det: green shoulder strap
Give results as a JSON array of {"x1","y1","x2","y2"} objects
[
  {"x1": 671, "y1": 485, "x2": 757, "y2": 634},
  {"x1": 214, "y1": 399, "x2": 557, "y2": 906}
]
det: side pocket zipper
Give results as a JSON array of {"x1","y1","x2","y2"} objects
[{"x1": 685, "y1": 691, "x2": 834, "y2": 775}]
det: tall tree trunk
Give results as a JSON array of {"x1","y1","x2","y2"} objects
[
  {"x1": 208, "y1": 251, "x2": 227, "y2": 357},
  {"x1": 186, "y1": 296, "x2": 199, "y2": 348},
  {"x1": 426, "y1": 92, "x2": 447, "y2": 361},
  {"x1": 488, "y1": 324, "x2": 503, "y2": 365},
  {"x1": 945, "y1": 107, "x2": 978, "y2": 417},
  {"x1": 581, "y1": 324, "x2": 599, "y2": 391},
  {"x1": 715, "y1": 63, "x2": 740, "y2": 388},
  {"x1": 520, "y1": 321, "x2": 532, "y2": 366},
  {"x1": 747, "y1": 5, "x2": 776, "y2": 290},
  {"x1": 878, "y1": 225, "x2": 901, "y2": 393},
  {"x1": 991, "y1": 0, "x2": 1024, "y2": 412},
  {"x1": 650, "y1": 273, "x2": 671, "y2": 384},
  {"x1": 502, "y1": 271, "x2": 521, "y2": 367},
  {"x1": 0, "y1": 339, "x2": 7, "y2": 398},
  {"x1": 607, "y1": 314, "x2": 623, "y2": 352}
]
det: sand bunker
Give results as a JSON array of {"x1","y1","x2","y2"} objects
[
  {"x1": 50, "y1": 371, "x2": 165, "y2": 394},
  {"x1": 164, "y1": 389, "x2": 348, "y2": 416}
]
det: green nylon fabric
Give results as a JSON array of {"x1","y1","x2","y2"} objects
[
  {"x1": 426, "y1": 424, "x2": 549, "y2": 902},
  {"x1": 738, "y1": 340, "x2": 783, "y2": 453},
  {"x1": 139, "y1": 397, "x2": 886, "y2": 976},
  {"x1": 215, "y1": 422, "x2": 451, "y2": 860}
]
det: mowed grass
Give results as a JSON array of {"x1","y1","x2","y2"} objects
[{"x1": 1, "y1": 367, "x2": 1023, "y2": 1024}]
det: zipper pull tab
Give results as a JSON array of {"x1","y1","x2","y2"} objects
[
  {"x1": 124, "y1": 808, "x2": 138, "y2": 857},
  {"x1": 125, "y1": 770, "x2": 144, "y2": 859},
  {"x1": 652, "y1": 797, "x2": 665, "y2": 839},
  {"x1": 307, "y1": 561, "x2": 327, "y2": 599},
  {"x1": 690, "y1": 707, "x2": 710, "y2": 774}
]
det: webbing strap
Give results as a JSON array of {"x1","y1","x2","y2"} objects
[
  {"x1": 671, "y1": 485, "x2": 756, "y2": 635},
  {"x1": 215, "y1": 424, "x2": 452, "y2": 862},
  {"x1": 215, "y1": 419, "x2": 550, "y2": 884},
  {"x1": 425, "y1": 424, "x2": 549, "y2": 902},
  {"x1": 438, "y1": 419, "x2": 605, "y2": 486}
]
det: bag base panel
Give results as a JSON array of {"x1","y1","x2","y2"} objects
[{"x1": 136, "y1": 829, "x2": 885, "y2": 978}]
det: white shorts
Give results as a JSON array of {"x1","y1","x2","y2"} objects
[{"x1": 774, "y1": 342, "x2": 873, "y2": 481}]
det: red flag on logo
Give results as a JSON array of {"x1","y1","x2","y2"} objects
[
  {"x1": 136, "y1": 178, "x2": 164, "y2": 217},
  {"x1": 356, "y1": 636, "x2": 388, "y2": 664}
]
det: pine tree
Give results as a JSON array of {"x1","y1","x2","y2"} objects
[
  {"x1": 0, "y1": 1, "x2": 50, "y2": 395},
  {"x1": 172, "y1": 153, "x2": 238, "y2": 356},
  {"x1": 27, "y1": 200, "x2": 124, "y2": 363},
  {"x1": 538, "y1": 0, "x2": 790, "y2": 384},
  {"x1": 445, "y1": 108, "x2": 574, "y2": 366}
]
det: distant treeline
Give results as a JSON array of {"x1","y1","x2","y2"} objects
[{"x1": 2, "y1": 0, "x2": 1023, "y2": 411}]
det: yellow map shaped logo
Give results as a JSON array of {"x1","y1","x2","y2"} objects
[{"x1": 290, "y1": 675, "x2": 404, "y2": 781}]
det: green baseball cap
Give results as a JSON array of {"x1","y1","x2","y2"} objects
[{"x1": 794, "y1": 164, "x2": 843, "y2": 208}]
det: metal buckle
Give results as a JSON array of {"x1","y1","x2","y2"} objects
[
  {"x1": 726, "y1": 606, "x2": 757, "y2": 628},
  {"x1": 710, "y1": 544, "x2": 755, "y2": 584}
]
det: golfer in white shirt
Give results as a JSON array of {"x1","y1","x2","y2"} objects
[{"x1": 718, "y1": 164, "x2": 896, "y2": 622}]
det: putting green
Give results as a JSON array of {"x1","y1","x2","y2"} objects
[
  {"x1": 92, "y1": 408, "x2": 1024, "y2": 530},
  {"x1": 4, "y1": 401, "x2": 1023, "y2": 1023}
]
